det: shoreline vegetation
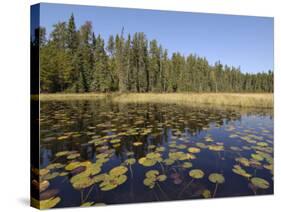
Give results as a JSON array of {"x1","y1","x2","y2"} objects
[
  {"x1": 38, "y1": 93, "x2": 273, "y2": 108},
  {"x1": 33, "y1": 14, "x2": 273, "y2": 95}
]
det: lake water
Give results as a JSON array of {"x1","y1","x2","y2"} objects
[{"x1": 36, "y1": 100, "x2": 274, "y2": 208}]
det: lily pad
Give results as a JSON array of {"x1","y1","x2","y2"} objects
[
  {"x1": 182, "y1": 162, "x2": 193, "y2": 169},
  {"x1": 125, "y1": 158, "x2": 136, "y2": 165},
  {"x1": 109, "y1": 166, "x2": 128, "y2": 176},
  {"x1": 81, "y1": 202, "x2": 95, "y2": 207},
  {"x1": 251, "y1": 177, "x2": 270, "y2": 189},
  {"x1": 32, "y1": 197, "x2": 61, "y2": 209},
  {"x1": 189, "y1": 169, "x2": 204, "y2": 179},
  {"x1": 188, "y1": 147, "x2": 201, "y2": 153},
  {"x1": 208, "y1": 173, "x2": 225, "y2": 184},
  {"x1": 133, "y1": 141, "x2": 143, "y2": 146},
  {"x1": 100, "y1": 174, "x2": 127, "y2": 191},
  {"x1": 202, "y1": 189, "x2": 211, "y2": 198}
]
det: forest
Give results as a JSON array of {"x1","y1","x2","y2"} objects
[{"x1": 33, "y1": 14, "x2": 274, "y2": 93}]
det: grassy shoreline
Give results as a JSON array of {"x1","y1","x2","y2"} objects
[{"x1": 38, "y1": 93, "x2": 273, "y2": 108}]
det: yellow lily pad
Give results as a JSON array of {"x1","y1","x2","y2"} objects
[
  {"x1": 33, "y1": 197, "x2": 61, "y2": 209},
  {"x1": 109, "y1": 166, "x2": 128, "y2": 176},
  {"x1": 125, "y1": 158, "x2": 136, "y2": 165},
  {"x1": 202, "y1": 189, "x2": 211, "y2": 198},
  {"x1": 182, "y1": 162, "x2": 193, "y2": 169},
  {"x1": 81, "y1": 202, "x2": 95, "y2": 207},
  {"x1": 189, "y1": 169, "x2": 204, "y2": 179},
  {"x1": 208, "y1": 173, "x2": 225, "y2": 184},
  {"x1": 188, "y1": 147, "x2": 201, "y2": 153},
  {"x1": 251, "y1": 177, "x2": 270, "y2": 189}
]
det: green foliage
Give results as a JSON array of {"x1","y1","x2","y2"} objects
[{"x1": 36, "y1": 15, "x2": 274, "y2": 93}]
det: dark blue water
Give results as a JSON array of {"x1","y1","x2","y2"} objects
[{"x1": 36, "y1": 100, "x2": 273, "y2": 208}]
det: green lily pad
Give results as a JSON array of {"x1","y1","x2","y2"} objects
[
  {"x1": 138, "y1": 157, "x2": 157, "y2": 167},
  {"x1": 189, "y1": 169, "x2": 204, "y2": 179},
  {"x1": 125, "y1": 158, "x2": 136, "y2": 165},
  {"x1": 81, "y1": 202, "x2": 95, "y2": 207},
  {"x1": 55, "y1": 151, "x2": 69, "y2": 157},
  {"x1": 32, "y1": 197, "x2": 61, "y2": 209},
  {"x1": 67, "y1": 153, "x2": 80, "y2": 160},
  {"x1": 235, "y1": 157, "x2": 250, "y2": 167},
  {"x1": 46, "y1": 163, "x2": 65, "y2": 170},
  {"x1": 188, "y1": 147, "x2": 201, "y2": 153},
  {"x1": 145, "y1": 170, "x2": 159, "y2": 178},
  {"x1": 251, "y1": 153, "x2": 264, "y2": 161},
  {"x1": 100, "y1": 174, "x2": 127, "y2": 191},
  {"x1": 163, "y1": 158, "x2": 175, "y2": 165},
  {"x1": 208, "y1": 145, "x2": 224, "y2": 151},
  {"x1": 133, "y1": 141, "x2": 143, "y2": 146},
  {"x1": 182, "y1": 162, "x2": 193, "y2": 169},
  {"x1": 109, "y1": 166, "x2": 128, "y2": 176},
  {"x1": 208, "y1": 173, "x2": 225, "y2": 184},
  {"x1": 251, "y1": 177, "x2": 270, "y2": 189},
  {"x1": 202, "y1": 189, "x2": 211, "y2": 198},
  {"x1": 65, "y1": 162, "x2": 81, "y2": 171},
  {"x1": 232, "y1": 165, "x2": 252, "y2": 178}
]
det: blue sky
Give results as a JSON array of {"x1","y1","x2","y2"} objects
[{"x1": 38, "y1": 3, "x2": 273, "y2": 73}]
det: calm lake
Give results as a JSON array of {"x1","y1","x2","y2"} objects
[{"x1": 38, "y1": 100, "x2": 274, "y2": 208}]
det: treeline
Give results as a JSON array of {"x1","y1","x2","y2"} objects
[{"x1": 34, "y1": 14, "x2": 274, "y2": 93}]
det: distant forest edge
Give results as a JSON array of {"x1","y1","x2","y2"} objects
[{"x1": 32, "y1": 14, "x2": 274, "y2": 93}]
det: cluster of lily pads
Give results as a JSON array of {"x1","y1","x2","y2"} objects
[{"x1": 36, "y1": 102, "x2": 273, "y2": 208}]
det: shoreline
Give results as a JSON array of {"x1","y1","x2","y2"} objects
[{"x1": 37, "y1": 93, "x2": 273, "y2": 109}]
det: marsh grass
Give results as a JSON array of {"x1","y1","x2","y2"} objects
[
  {"x1": 38, "y1": 93, "x2": 109, "y2": 101},
  {"x1": 113, "y1": 93, "x2": 273, "y2": 108},
  {"x1": 39, "y1": 93, "x2": 273, "y2": 108}
]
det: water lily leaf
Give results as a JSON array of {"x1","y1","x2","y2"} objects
[
  {"x1": 202, "y1": 189, "x2": 211, "y2": 198},
  {"x1": 32, "y1": 197, "x2": 61, "y2": 209},
  {"x1": 232, "y1": 165, "x2": 252, "y2": 178},
  {"x1": 100, "y1": 174, "x2": 127, "y2": 191},
  {"x1": 156, "y1": 147, "x2": 165, "y2": 152},
  {"x1": 251, "y1": 177, "x2": 270, "y2": 189},
  {"x1": 72, "y1": 176, "x2": 94, "y2": 190},
  {"x1": 235, "y1": 157, "x2": 250, "y2": 167},
  {"x1": 109, "y1": 166, "x2": 128, "y2": 176},
  {"x1": 39, "y1": 180, "x2": 50, "y2": 193},
  {"x1": 81, "y1": 202, "x2": 95, "y2": 207},
  {"x1": 208, "y1": 173, "x2": 225, "y2": 184},
  {"x1": 251, "y1": 153, "x2": 264, "y2": 161},
  {"x1": 138, "y1": 157, "x2": 157, "y2": 167},
  {"x1": 145, "y1": 170, "x2": 159, "y2": 178},
  {"x1": 125, "y1": 158, "x2": 136, "y2": 165},
  {"x1": 188, "y1": 147, "x2": 201, "y2": 153},
  {"x1": 42, "y1": 172, "x2": 59, "y2": 180},
  {"x1": 46, "y1": 163, "x2": 65, "y2": 170},
  {"x1": 67, "y1": 153, "x2": 80, "y2": 160},
  {"x1": 55, "y1": 151, "x2": 69, "y2": 157},
  {"x1": 189, "y1": 169, "x2": 204, "y2": 179},
  {"x1": 157, "y1": 175, "x2": 167, "y2": 182},
  {"x1": 264, "y1": 164, "x2": 273, "y2": 171},
  {"x1": 65, "y1": 162, "x2": 81, "y2": 171},
  {"x1": 205, "y1": 136, "x2": 214, "y2": 142},
  {"x1": 40, "y1": 189, "x2": 59, "y2": 200},
  {"x1": 133, "y1": 141, "x2": 143, "y2": 146},
  {"x1": 143, "y1": 177, "x2": 155, "y2": 188},
  {"x1": 196, "y1": 143, "x2": 208, "y2": 149},
  {"x1": 257, "y1": 142, "x2": 268, "y2": 147},
  {"x1": 57, "y1": 134, "x2": 71, "y2": 141},
  {"x1": 110, "y1": 139, "x2": 121, "y2": 144},
  {"x1": 182, "y1": 162, "x2": 193, "y2": 169},
  {"x1": 39, "y1": 168, "x2": 50, "y2": 176},
  {"x1": 163, "y1": 158, "x2": 175, "y2": 165},
  {"x1": 208, "y1": 145, "x2": 224, "y2": 151},
  {"x1": 59, "y1": 172, "x2": 68, "y2": 177}
]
